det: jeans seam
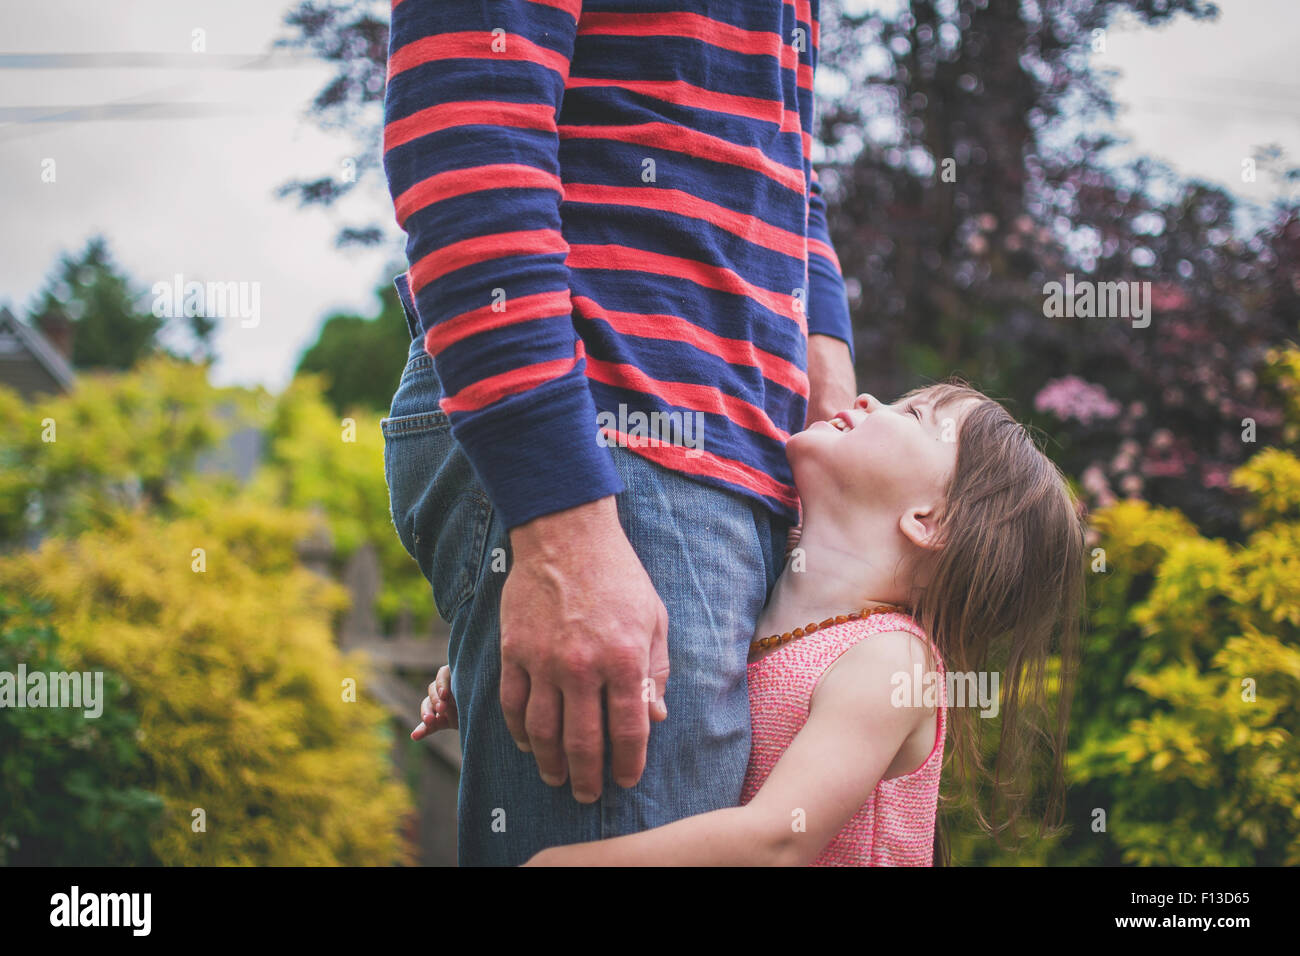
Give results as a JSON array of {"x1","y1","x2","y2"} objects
[
  {"x1": 435, "y1": 486, "x2": 493, "y2": 619},
  {"x1": 383, "y1": 430, "x2": 399, "y2": 540},
  {"x1": 464, "y1": 492, "x2": 494, "y2": 613},
  {"x1": 381, "y1": 415, "x2": 448, "y2": 438}
]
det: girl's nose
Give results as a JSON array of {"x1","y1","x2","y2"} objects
[{"x1": 854, "y1": 394, "x2": 880, "y2": 412}]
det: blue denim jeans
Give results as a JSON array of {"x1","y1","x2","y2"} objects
[{"x1": 382, "y1": 333, "x2": 788, "y2": 866}]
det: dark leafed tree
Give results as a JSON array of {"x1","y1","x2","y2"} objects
[
  {"x1": 26, "y1": 236, "x2": 216, "y2": 372},
  {"x1": 295, "y1": 276, "x2": 411, "y2": 413},
  {"x1": 815, "y1": 0, "x2": 1297, "y2": 535},
  {"x1": 279, "y1": 0, "x2": 1300, "y2": 533},
  {"x1": 276, "y1": 1, "x2": 391, "y2": 247}
]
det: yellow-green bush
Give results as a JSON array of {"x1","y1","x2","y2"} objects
[
  {"x1": 1, "y1": 359, "x2": 429, "y2": 639},
  {"x1": 1069, "y1": 452, "x2": 1300, "y2": 865},
  {"x1": 0, "y1": 358, "x2": 253, "y2": 542},
  {"x1": 0, "y1": 502, "x2": 413, "y2": 865},
  {"x1": 947, "y1": 350, "x2": 1300, "y2": 865},
  {"x1": 246, "y1": 371, "x2": 435, "y2": 633}
]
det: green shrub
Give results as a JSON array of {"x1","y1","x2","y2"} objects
[
  {"x1": 0, "y1": 594, "x2": 162, "y2": 865},
  {"x1": 0, "y1": 504, "x2": 414, "y2": 865}
]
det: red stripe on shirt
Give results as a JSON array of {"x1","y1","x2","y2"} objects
[
  {"x1": 426, "y1": 289, "x2": 573, "y2": 355},
  {"x1": 529, "y1": 0, "x2": 581, "y2": 20},
  {"x1": 807, "y1": 238, "x2": 842, "y2": 272},
  {"x1": 386, "y1": 100, "x2": 555, "y2": 151},
  {"x1": 568, "y1": 244, "x2": 806, "y2": 329},
  {"x1": 793, "y1": 1, "x2": 814, "y2": 30},
  {"x1": 558, "y1": 122, "x2": 805, "y2": 193},
  {"x1": 803, "y1": 4, "x2": 820, "y2": 50},
  {"x1": 586, "y1": 358, "x2": 789, "y2": 443},
  {"x1": 573, "y1": 295, "x2": 809, "y2": 397},
  {"x1": 440, "y1": 339, "x2": 585, "y2": 414},
  {"x1": 395, "y1": 164, "x2": 562, "y2": 227},
  {"x1": 410, "y1": 228, "x2": 569, "y2": 295},
  {"x1": 562, "y1": 183, "x2": 805, "y2": 259},
  {"x1": 600, "y1": 429, "x2": 800, "y2": 509},
  {"x1": 388, "y1": 31, "x2": 570, "y2": 83}
]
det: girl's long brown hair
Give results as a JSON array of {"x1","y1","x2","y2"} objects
[{"x1": 897, "y1": 380, "x2": 1086, "y2": 865}]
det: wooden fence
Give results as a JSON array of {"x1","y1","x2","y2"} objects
[{"x1": 300, "y1": 531, "x2": 460, "y2": 866}]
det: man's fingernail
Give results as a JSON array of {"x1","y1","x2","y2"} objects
[
  {"x1": 574, "y1": 790, "x2": 597, "y2": 803},
  {"x1": 541, "y1": 773, "x2": 564, "y2": 787},
  {"x1": 516, "y1": 740, "x2": 532, "y2": 753}
]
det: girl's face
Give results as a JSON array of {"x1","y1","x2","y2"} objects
[{"x1": 787, "y1": 389, "x2": 974, "y2": 524}]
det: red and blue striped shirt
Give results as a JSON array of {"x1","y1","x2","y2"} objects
[{"x1": 384, "y1": 0, "x2": 852, "y2": 528}]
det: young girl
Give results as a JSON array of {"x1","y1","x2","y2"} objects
[{"x1": 413, "y1": 381, "x2": 1086, "y2": 866}]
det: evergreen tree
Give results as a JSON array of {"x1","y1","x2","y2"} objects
[{"x1": 27, "y1": 236, "x2": 216, "y2": 371}]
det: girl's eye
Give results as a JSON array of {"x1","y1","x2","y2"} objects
[{"x1": 909, "y1": 406, "x2": 922, "y2": 421}]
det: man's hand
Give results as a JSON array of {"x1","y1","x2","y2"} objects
[
  {"x1": 501, "y1": 496, "x2": 670, "y2": 804},
  {"x1": 804, "y1": 333, "x2": 857, "y2": 428}
]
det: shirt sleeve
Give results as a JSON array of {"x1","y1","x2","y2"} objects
[
  {"x1": 383, "y1": 0, "x2": 623, "y2": 530},
  {"x1": 805, "y1": 167, "x2": 855, "y2": 360}
]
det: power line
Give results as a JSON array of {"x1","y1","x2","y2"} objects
[
  {"x1": 0, "y1": 102, "x2": 262, "y2": 124},
  {"x1": 0, "y1": 51, "x2": 317, "y2": 70}
]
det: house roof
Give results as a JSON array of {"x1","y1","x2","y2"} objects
[{"x1": 0, "y1": 305, "x2": 76, "y2": 391}]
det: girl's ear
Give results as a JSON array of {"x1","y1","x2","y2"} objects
[{"x1": 899, "y1": 504, "x2": 944, "y2": 551}]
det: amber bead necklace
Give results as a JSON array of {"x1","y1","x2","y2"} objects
[{"x1": 749, "y1": 603, "x2": 905, "y2": 654}]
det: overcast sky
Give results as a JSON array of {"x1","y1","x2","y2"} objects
[{"x1": 1, "y1": 0, "x2": 1297, "y2": 390}]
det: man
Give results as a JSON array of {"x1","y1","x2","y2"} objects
[{"x1": 382, "y1": 0, "x2": 856, "y2": 865}]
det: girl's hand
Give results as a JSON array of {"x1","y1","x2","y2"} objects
[{"x1": 411, "y1": 665, "x2": 457, "y2": 739}]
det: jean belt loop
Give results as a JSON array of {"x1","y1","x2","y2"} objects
[{"x1": 394, "y1": 272, "x2": 421, "y2": 342}]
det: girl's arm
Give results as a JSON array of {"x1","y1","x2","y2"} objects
[
  {"x1": 524, "y1": 630, "x2": 932, "y2": 866},
  {"x1": 523, "y1": 804, "x2": 788, "y2": 866}
]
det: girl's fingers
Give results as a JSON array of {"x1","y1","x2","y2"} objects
[
  {"x1": 421, "y1": 690, "x2": 446, "y2": 720},
  {"x1": 428, "y1": 668, "x2": 453, "y2": 704},
  {"x1": 412, "y1": 710, "x2": 451, "y2": 740},
  {"x1": 438, "y1": 693, "x2": 458, "y2": 728},
  {"x1": 415, "y1": 669, "x2": 459, "y2": 739},
  {"x1": 434, "y1": 666, "x2": 456, "y2": 718}
]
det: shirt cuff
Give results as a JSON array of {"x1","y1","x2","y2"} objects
[{"x1": 449, "y1": 374, "x2": 626, "y2": 530}]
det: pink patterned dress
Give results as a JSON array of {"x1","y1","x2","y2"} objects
[{"x1": 740, "y1": 610, "x2": 946, "y2": 866}]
